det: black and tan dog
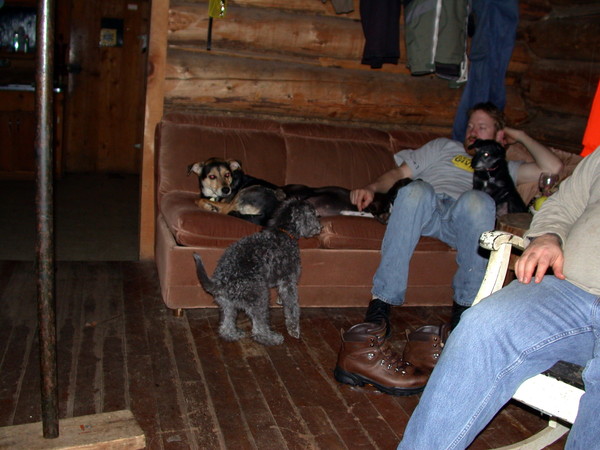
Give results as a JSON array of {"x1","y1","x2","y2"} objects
[
  {"x1": 187, "y1": 158, "x2": 284, "y2": 226},
  {"x1": 470, "y1": 139, "x2": 528, "y2": 217},
  {"x1": 188, "y1": 157, "x2": 410, "y2": 225}
]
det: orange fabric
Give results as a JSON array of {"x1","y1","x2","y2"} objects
[{"x1": 582, "y1": 80, "x2": 600, "y2": 157}]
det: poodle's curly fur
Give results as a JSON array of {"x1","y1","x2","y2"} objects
[{"x1": 193, "y1": 199, "x2": 322, "y2": 345}]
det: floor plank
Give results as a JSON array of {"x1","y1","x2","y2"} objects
[{"x1": 0, "y1": 261, "x2": 568, "y2": 449}]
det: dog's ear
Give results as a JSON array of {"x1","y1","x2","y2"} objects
[
  {"x1": 227, "y1": 159, "x2": 243, "y2": 172},
  {"x1": 187, "y1": 162, "x2": 203, "y2": 176}
]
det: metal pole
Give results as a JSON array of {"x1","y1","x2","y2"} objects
[{"x1": 35, "y1": 0, "x2": 58, "y2": 439}]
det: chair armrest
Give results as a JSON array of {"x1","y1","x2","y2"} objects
[{"x1": 473, "y1": 231, "x2": 525, "y2": 306}]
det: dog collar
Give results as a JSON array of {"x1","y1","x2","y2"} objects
[
  {"x1": 484, "y1": 165, "x2": 499, "y2": 172},
  {"x1": 278, "y1": 228, "x2": 298, "y2": 240}
]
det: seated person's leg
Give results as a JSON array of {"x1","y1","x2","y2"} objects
[
  {"x1": 440, "y1": 189, "x2": 496, "y2": 327},
  {"x1": 335, "y1": 181, "x2": 440, "y2": 395},
  {"x1": 398, "y1": 276, "x2": 595, "y2": 449},
  {"x1": 370, "y1": 180, "x2": 438, "y2": 312},
  {"x1": 568, "y1": 313, "x2": 600, "y2": 448}
]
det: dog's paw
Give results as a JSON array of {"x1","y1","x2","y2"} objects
[
  {"x1": 287, "y1": 327, "x2": 300, "y2": 339},
  {"x1": 195, "y1": 198, "x2": 220, "y2": 212},
  {"x1": 219, "y1": 328, "x2": 245, "y2": 341},
  {"x1": 253, "y1": 331, "x2": 284, "y2": 346}
]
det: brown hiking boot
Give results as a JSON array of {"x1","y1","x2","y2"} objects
[
  {"x1": 334, "y1": 322, "x2": 428, "y2": 396},
  {"x1": 402, "y1": 324, "x2": 450, "y2": 373}
]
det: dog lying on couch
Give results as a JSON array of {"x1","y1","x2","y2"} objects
[{"x1": 188, "y1": 157, "x2": 411, "y2": 224}]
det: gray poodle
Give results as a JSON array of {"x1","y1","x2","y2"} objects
[{"x1": 193, "y1": 199, "x2": 322, "y2": 345}]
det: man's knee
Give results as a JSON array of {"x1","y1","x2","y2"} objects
[
  {"x1": 454, "y1": 190, "x2": 496, "y2": 225},
  {"x1": 393, "y1": 180, "x2": 435, "y2": 209}
]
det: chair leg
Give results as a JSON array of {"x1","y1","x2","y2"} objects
[
  {"x1": 172, "y1": 308, "x2": 184, "y2": 317},
  {"x1": 494, "y1": 420, "x2": 570, "y2": 450}
]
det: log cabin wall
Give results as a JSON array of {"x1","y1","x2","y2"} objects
[{"x1": 139, "y1": 0, "x2": 600, "y2": 259}]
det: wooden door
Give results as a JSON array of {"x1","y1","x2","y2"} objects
[{"x1": 61, "y1": 0, "x2": 149, "y2": 173}]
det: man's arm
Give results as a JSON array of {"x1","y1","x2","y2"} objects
[
  {"x1": 515, "y1": 233, "x2": 565, "y2": 284},
  {"x1": 503, "y1": 127, "x2": 563, "y2": 184},
  {"x1": 350, "y1": 163, "x2": 413, "y2": 211}
]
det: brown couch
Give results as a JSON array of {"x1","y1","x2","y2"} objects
[{"x1": 154, "y1": 112, "x2": 581, "y2": 313}]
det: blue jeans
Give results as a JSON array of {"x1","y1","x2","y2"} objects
[
  {"x1": 372, "y1": 180, "x2": 496, "y2": 306},
  {"x1": 451, "y1": 0, "x2": 519, "y2": 142},
  {"x1": 398, "y1": 276, "x2": 600, "y2": 449}
]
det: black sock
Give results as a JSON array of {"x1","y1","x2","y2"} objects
[
  {"x1": 450, "y1": 302, "x2": 469, "y2": 329},
  {"x1": 365, "y1": 298, "x2": 391, "y2": 333}
]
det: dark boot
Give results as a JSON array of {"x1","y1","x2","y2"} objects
[
  {"x1": 334, "y1": 322, "x2": 428, "y2": 396},
  {"x1": 450, "y1": 302, "x2": 469, "y2": 329},
  {"x1": 364, "y1": 298, "x2": 392, "y2": 338},
  {"x1": 402, "y1": 324, "x2": 450, "y2": 373}
]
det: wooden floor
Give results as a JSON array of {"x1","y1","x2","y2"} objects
[{"x1": 0, "y1": 260, "x2": 567, "y2": 449}]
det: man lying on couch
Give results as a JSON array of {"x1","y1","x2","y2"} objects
[{"x1": 334, "y1": 102, "x2": 563, "y2": 395}]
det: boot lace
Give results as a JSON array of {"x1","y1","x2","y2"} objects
[{"x1": 375, "y1": 337, "x2": 411, "y2": 374}]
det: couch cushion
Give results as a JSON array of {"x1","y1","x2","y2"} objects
[
  {"x1": 281, "y1": 121, "x2": 392, "y2": 145},
  {"x1": 283, "y1": 135, "x2": 395, "y2": 189},
  {"x1": 160, "y1": 191, "x2": 320, "y2": 249},
  {"x1": 319, "y1": 215, "x2": 455, "y2": 253},
  {"x1": 319, "y1": 216, "x2": 386, "y2": 249}
]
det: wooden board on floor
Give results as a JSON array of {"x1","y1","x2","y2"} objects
[{"x1": 0, "y1": 410, "x2": 145, "y2": 449}]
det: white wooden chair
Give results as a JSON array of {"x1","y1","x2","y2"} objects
[{"x1": 473, "y1": 231, "x2": 584, "y2": 450}]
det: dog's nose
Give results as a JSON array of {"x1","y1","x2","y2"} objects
[{"x1": 222, "y1": 187, "x2": 231, "y2": 195}]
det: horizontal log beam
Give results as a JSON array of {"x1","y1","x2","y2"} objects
[
  {"x1": 522, "y1": 112, "x2": 587, "y2": 153},
  {"x1": 521, "y1": 59, "x2": 599, "y2": 117},
  {"x1": 169, "y1": 3, "x2": 364, "y2": 62},
  {"x1": 527, "y1": 14, "x2": 600, "y2": 61},
  {"x1": 172, "y1": 0, "x2": 361, "y2": 19},
  {"x1": 164, "y1": 48, "x2": 526, "y2": 128}
]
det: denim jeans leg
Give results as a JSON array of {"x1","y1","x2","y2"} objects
[
  {"x1": 439, "y1": 189, "x2": 496, "y2": 306},
  {"x1": 398, "y1": 277, "x2": 597, "y2": 450},
  {"x1": 372, "y1": 181, "x2": 439, "y2": 305},
  {"x1": 566, "y1": 298, "x2": 600, "y2": 449}
]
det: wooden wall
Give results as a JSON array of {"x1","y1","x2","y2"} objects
[
  {"x1": 62, "y1": 0, "x2": 149, "y2": 173},
  {"x1": 139, "y1": 0, "x2": 600, "y2": 259},
  {"x1": 516, "y1": 0, "x2": 599, "y2": 151}
]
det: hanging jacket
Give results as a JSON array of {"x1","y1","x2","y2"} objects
[{"x1": 404, "y1": 0, "x2": 470, "y2": 80}]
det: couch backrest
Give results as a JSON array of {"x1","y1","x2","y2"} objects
[
  {"x1": 280, "y1": 121, "x2": 397, "y2": 189},
  {"x1": 156, "y1": 113, "x2": 444, "y2": 202}
]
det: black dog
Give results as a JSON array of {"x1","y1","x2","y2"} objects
[
  {"x1": 470, "y1": 139, "x2": 528, "y2": 216},
  {"x1": 281, "y1": 179, "x2": 411, "y2": 224}
]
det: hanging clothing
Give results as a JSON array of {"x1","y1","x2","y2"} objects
[
  {"x1": 404, "y1": 0, "x2": 470, "y2": 80},
  {"x1": 359, "y1": 0, "x2": 402, "y2": 69},
  {"x1": 322, "y1": 0, "x2": 354, "y2": 14},
  {"x1": 452, "y1": 0, "x2": 519, "y2": 142}
]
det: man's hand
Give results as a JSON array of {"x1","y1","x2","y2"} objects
[
  {"x1": 515, "y1": 234, "x2": 565, "y2": 284},
  {"x1": 502, "y1": 127, "x2": 526, "y2": 146},
  {"x1": 350, "y1": 188, "x2": 375, "y2": 211}
]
